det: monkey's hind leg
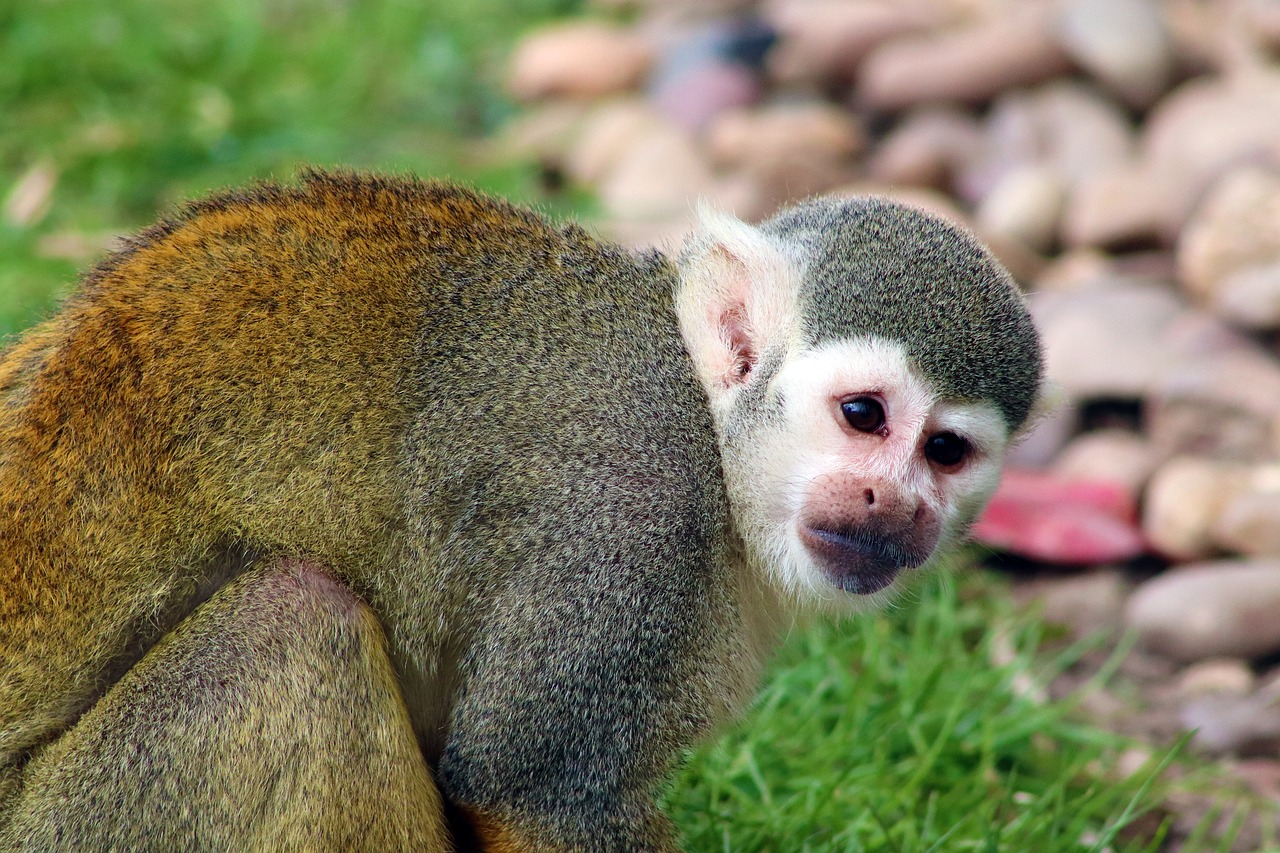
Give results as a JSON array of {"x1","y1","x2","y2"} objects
[{"x1": 3, "y1": 558, "x2": 450, "y2": 853}]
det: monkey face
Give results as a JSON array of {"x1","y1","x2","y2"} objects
[{"x1": 722, "y1": 335, "x2": 1009, "y2": 607}]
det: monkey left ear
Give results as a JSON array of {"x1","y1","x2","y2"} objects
[{"x1": 675, "y1": 204, "x2": 798, "y2": 402}]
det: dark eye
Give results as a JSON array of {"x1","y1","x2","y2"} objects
[
  {"x1": 925, "y1": 432, "x2": 970, "y2": 467},
  {"x1": 841, "y1": 397, "x2": 885, "y2": 433}
]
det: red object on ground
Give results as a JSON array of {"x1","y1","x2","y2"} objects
[{"x1": 972, "y1": 468, "x2": 1147, "y2": 564}]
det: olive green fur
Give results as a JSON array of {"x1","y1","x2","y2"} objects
[
  {"x1": 761, "y1": 197, "x2": 1042, "y2": 430},
  {"x1": 0, "y1": 170, "x2": 758, "y2": 851}
]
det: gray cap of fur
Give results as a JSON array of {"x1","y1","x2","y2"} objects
[{"x1": 761, "y1": 196, "x2": 1042, "y2": 430}]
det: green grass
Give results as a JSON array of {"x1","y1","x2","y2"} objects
[
  {"x1": 0, "y1": 2, "x2": 1249, "y2": 850},
  {"x1": 664, "y1": 566, "x2": 1178, "y2": 852},
  {"x1": 0, "y1": 0, "x2": 580, "y2": 335}
]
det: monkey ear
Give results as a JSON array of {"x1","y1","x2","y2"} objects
[{"x1": 675, "y1": 203, "x2": 798, "y2": 400}]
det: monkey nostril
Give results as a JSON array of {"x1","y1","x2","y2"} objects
[{"x1": 864, "y1": 488, "x2": 875, "y2": 506}]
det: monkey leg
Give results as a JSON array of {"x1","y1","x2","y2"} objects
[{"x1": 2, "y1": 558, "x2": 451, "y2": 853}]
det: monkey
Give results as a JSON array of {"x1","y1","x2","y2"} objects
[{"x1": 0, "y1": 170, "x2": 1040, "y2": 851}]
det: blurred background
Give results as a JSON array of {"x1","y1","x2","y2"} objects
[{"x1": 6, "y1": 0, "x2": 1280, "y2": 848}]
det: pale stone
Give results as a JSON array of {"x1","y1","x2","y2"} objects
[
  {"x1": 707, "y1": 103, "x2": 864, "y2": 210},
  {"x1": 652, "y1": 61, "x2": 760, "y2": 133},
  {"x1": 1061, "y1": 164, "x2": 1168, "y2": 249},
  {"x1": 1053, "y1": 429, "x2": 1158, "y2": 499},
  {"x1": 705, "y1": 102, "x2": 864, "y2": 170},
  {"x1": 1210, "y1": 263, "x2": 1280, "y2": 329},
  {"x1": 763, "y1": 0, "x2": 939, "y2": 84},
  {"x1": 495, "y1": 101, "x2": 591, "y2": 166},
  {"x1": 1178, "y1": 166, "x2": 1280, "y2": 310},
  {"x1": 1029, "y1": 81, "x2": 1135, "y2": 189},
  {"x1": 597, "y1": 124, "x2": 715, "y2": 220},
  {"x1": 1056, "y1": 0, "x2": 1175, "y2": 107},
  {"x1": 1020, "y1": 569, "x2": 1128, "y2": 640},
  {"x1": 867, "y1": 106, "x2": 984, "y2": 189},
  {"x1": 857, "y1": 4, "x2": 1072, "y2": 109},
  {"x1": 1215, "y1": 471, "x2": 1280, "y2": 556},
  {"x1": 1032, "y1": 248, "x2": 1115, "y2": 292},
  {"x1": 1178, "y1": 658, "x2": 1257, "y2": 697},
  {"x1": 976, "y1": 164, "x2": 1066, "y2": 254},
  {"x1": 1140, "y1": 74, "x2": 1280, "y2": 238},
  {"x1": 1148, "y1": 345, "x2": 1280, "y2": 461},
  {"x1": 1181, "y1": 692, "x2": 1280, "y2": 755},
  {"x1": 508, "y1": 22, "x2": 654, "y2": 101},
  {"x1": 564, "y1": 100, "x2": 668, "y2": 187},
  {"x1": 1142, "y1": 457, "x2": 1249, "y2": 561},
  {"x1": 1125, "y1": 559, "x2": 1280, "y2": 661},
  {"x1": 1029, "y1": 283, "x2": 1184, "y2": 400},
  {"x1": 963, "y1": 81, "x2": 1134, "y2": 224},
  {"x1": 1005, "y1": 394, "x2": 1076, "y2": 469}
]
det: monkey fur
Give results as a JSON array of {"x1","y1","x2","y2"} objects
[{"x1": 0, "y1": 171, "x2": 1040, "y2": 851}]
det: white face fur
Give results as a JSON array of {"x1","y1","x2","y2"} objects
[
  {"x1": 675, "y1": 203, "x2": 1013, "y2": 611},
  {"x1": 721, "y1": 335, "x2": 1008, "y2": 610}
]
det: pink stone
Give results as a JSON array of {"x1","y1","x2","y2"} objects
[{"x1": 972, "y1": 468, "x2": 1147, "y2": 564}]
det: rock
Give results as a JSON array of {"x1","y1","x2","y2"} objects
[
  {"x1": 975, "y1": 164, "x2": 1066, "y2": 254},
  {"x1": 1143, "y1": 457, "x2": 1249, "y2": 561},
  {"x1": 1033, "y1": 248, "x2": 1115, "y2": 292},
  {"x1": 597, "y1": 123, "x2": 715, "y2": 220},
  {"x1": 1055, "y1": 0, "x2": 1175, "y2": 108},
  {"x1": 960, "y1": 81, "x2": 1134, "y2": 209},
  {"x1": 564, "y1": 100, "x2": 668, "y2": 187},
  {"x1": 1178, "y1": 167, "x2": 1280, "y2": 318},
  {"x1": 1053, "y1": 429, "x2": 1158, "y2": 499},
  {"x1": 857, "y1": 4, "x2": 1072, "y2": 110},
  {"x1": 1060, "y1": 164, "x2": 1168, "y2": 249},
  {"x1": 706, "y1": 101, "x2": 864, "y2": 170},
  {"x1": 1114, "y1": 746, "x2": 1156, "y2": 779},
  {"x1": 953, "y1": 88, "x2": 1041, "y2": 203},
  {"x1": 706, "y1": 102, "x2": 863, "y2": 208},
  {"x1": 653, "y1": 61, "x2": 760, "y2": 133},
  {"x1": 972, "y1": 468, "x2": 1145, "y2": 564},
  {"x1": 495, "y1": 101, "x2": 591, "y2": 168},
  {"x1": 1140, "y1": 74, "x2": 1280, "y2": 238},
  {"x1": 1029, "y1": 282, "x2": 1184, "y2": 400},
  {"x1": 1018, "y1": 569, "x2": 1129, "y2": 639},
  {"x1": 1181, "y1": 692, "x2": 1280, "y2": 756},
  {"x1": 1027, "y1": 81, "x2": 1135, "y2": 189},
  {"x1": 648, "y1": 18, "x2": 773, "y2": 132},
  {"x1": 763, "y1": 0, "x2": 939, "y2": 85},
  {"x1": 507, "y1": 22, "x2": 653, "y2": 101},
  {"x1": 1214, "y1": 466, "x2": 1280, "y2": 556},
  {"x1": 1148, "y1": 345, "x2": 1280, "y2": 461},
  {"x1": 1004, "y1": 391, "x2": 1076, "y2": 469},
  {"x1": 1161, "y1": 0, "x2": 1231, "y2": 72},
  {"x1": 1178, "y1": 658, "x2": 1257, "y2": 697},
  {"x1": 1125, "y1": 559, "x2": 1280, "y2": 662},
  {"x1": 1210, "y1": 263, "x2": 1280, "y2": 330},
  {"x1": 1243, "y1": 0, "x2": 1280, "y2": 55},
  {"x1": 1234, "y1": 757, "x2": 1280, "y2": 800},
  {"x1": 866, "y1": 106, "x2": 984, "y2": 189}
]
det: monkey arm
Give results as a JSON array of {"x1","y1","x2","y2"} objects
[
  {"x1": 1, "y1": 557, "x2": 450, "y2": 853},
  {"x1": 433, "y1": 549, "x2": 728, "y2": 853}
]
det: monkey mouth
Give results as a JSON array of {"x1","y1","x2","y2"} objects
[{"x1": 798, "y1": 524, "x2": 930, "y2": 595}]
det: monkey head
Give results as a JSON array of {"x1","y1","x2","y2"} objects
[{"x1": 676, "y1": 196, "x2": 1042, "y2": 607}]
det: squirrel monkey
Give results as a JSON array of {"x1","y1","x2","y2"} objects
[{"x1": 0, "y1": 171, "x2": 1040, "y2": 851}]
